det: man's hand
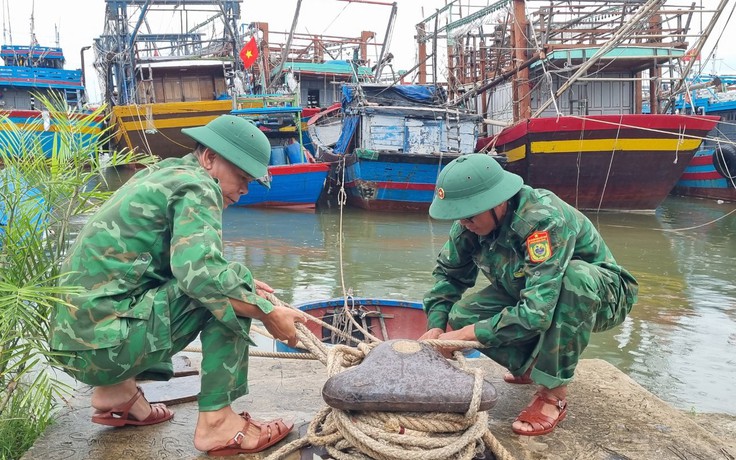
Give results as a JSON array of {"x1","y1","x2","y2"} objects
[
  {"x1": 254, "y1": 279, "x2": 275, "y2": 298},
  {"x1": 434, "y1": 325, "x2": 478, "y2": 359},
  {"x1": 261, "y1": 305, "x2": 307, "y2": 348},
  {"x1": 418, "y1": 328, "x2": 445, "y2": 341},
  {"x1": 438, "y1": 325, "x2": 477, "y2": 342}
]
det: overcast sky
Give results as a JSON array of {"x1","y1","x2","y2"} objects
[{"x1": 3, "y1": 0, "x2": 735, "y2": 104}]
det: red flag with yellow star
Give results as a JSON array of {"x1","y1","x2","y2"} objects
[{"x1": 239, "y1": 36, "x2": 259, "y2": 69}]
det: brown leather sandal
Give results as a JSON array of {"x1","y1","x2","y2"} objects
[
  {"x1": 91, "y1": 386, "x2": 174, "y2": 427},
  {"x1": 512, "y1": 391, "x2": 567, "y2": 436},
  {"x1": 207, "y1": 412, "x2": 294, "y2": 456},
  {"x1": 503, "y1": 373, "x2": 534, "y2": 384}
]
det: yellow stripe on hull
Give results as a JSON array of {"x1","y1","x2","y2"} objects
[
  {"x1": 505, "y1": 145, "x2": 527, "y2": 162},
  {"x1": 531, "y1": 138, "x2": 702, "y2": 154},
  {"x1": 112, "y1": 101, "x2": 232, "y2": 132},
  {"x1": 112, "y1": 100, "x2": 232, "y2": 117},
  {"x1": 1, "y1": 121, "x2": 102, "y2": 136}
]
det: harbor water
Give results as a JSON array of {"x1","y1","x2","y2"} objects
[{"x1": 221, "y1": 197, "x2": 736, "y2": 416}]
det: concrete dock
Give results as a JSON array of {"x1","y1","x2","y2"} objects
[{"x1": 22, "y1": 353, "x2": 736, "y2": 460}]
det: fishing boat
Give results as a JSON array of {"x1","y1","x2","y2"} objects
[
  {"x1": 232, "y1": 103, "x2": 330, "y2": 209},
  {"x1": 93, "y1": 0, "x2": 243, "y2": 160},
  {"x1": 670, "y1": 75, "x2": 736, "y2": 203},
  {"x1": 292, "y1": 298, "x2": 427, "y2": 346},
  {"x1": 276, "y1": 297, "x2": 481, "y2": 357},
  {"x1": 0, "y1": 40, "x2": 102, "y2": 156},
  {"x1": 306, "y1": 103, "x2": 342, "y2": 153},
  {"x1": 93, "y1": 0, "x2": 388, "y2": 161},
  {"x1": 415, "y1": 0, "x2": 724, "y2": 212},
  {"x1": 310, "y1": 83, "x2": 482, "y2": 212}
]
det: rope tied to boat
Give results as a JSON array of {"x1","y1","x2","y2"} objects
[{"x1": 261, "y1": 294, "x2": 515, "y2": 460}]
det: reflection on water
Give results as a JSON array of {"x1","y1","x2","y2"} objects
[{"x1": 223, "y1": 196, "x2": 736, "y2": 415}]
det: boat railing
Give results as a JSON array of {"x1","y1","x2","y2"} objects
[{"x1": 0, "y1": 67, "x2": 83, "y2": 89}]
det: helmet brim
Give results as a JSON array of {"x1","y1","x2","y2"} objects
[
  {"x1": 429, "y1": 172, "x2": 522, "y2": 220},
  {"x1": 182, "y1": 125, "x2": 271, "y2": 189}
]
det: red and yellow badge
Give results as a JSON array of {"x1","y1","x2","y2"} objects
[
  {"x1": 437, "y1": 187, "x2": 445, "y2": 199},
  {"x1": 526, "y1": 231, "x2": 552, "y2": 263}
]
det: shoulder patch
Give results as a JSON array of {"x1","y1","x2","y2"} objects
[{"x1": 526, "y1": 231, "x2": 552, "y2": 263}]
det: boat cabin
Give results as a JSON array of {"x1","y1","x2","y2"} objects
[
  {"x1": 0, "y1": 45, "x2": 84, "y2": 110},
  {"x1": 128, "y1": 60, "x2": 233, "y2": 105}
]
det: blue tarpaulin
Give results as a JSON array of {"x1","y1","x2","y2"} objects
[
  {"x1": 334, "y1": 115, "x2": 359, "y2": 155},
  {"x1": 342, "y1": 84, "x2": 446, "y2": 108}
]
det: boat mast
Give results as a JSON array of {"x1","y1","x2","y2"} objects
[
  {"x1": 512, "y1": 0, "x2": 530, "y2": 120},
  {"x1": 373, "y1": 1, "x2": 397, "y2": 81},
  {"x1": 531, "y1": 0, "x2": 665, "y2": 117},
  {"x1": 2, "y1": 0, "x2": 11, "y2": 45},
  {"x1": 661, "y1": 0, "x2": 729, "y2": 113},
  {"x1": 29, "y1": 0, "x2": 36, "y2": 47},
  {"x1": 267, "y1": 0, "x2": 302, "y2": 92}
]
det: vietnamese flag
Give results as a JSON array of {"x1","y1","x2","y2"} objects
[{"x1": 240, "y1": 36, "x2": 259, "y2": 68}]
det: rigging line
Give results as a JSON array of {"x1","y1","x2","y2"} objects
[
  {"x1": 526, "y1": 11, "x2": 561, "y2": 118},
  {"x1": 575, "y1": 116, "x2": 585, "y2": 209},
  {"x1": 336, "y1": 155, "x2": 349, "y2": 304},
  {"x1": 659, "y1": 206, "x2": 736, "y2": 233},
  {"x1": 332, "y1": 157, "x2": 381, "y2": 344},
  {"x1": 597, "y1": 114, "x2": 623, "y2": 212},
  {"x1": 714, "y1": 139, "x2": 736, "y2": 190},
  {"x1": 673, "y1": 124, "x2": 685, "y2": 164},
  {"x1": 129, "y1": 103, "x2": 156, "y2": 156},
  {"x1": 690, "y1": 1, "x2": 736, "y2": 76},
  {"x1": 566, "y1": 114, "x2": 715, "y2": 144},
  {"x1": 320, "y1": 1, "x2": 351, "y2": 36}
]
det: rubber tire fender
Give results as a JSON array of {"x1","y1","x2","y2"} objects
[{"x1": 713, "y1": 143, "x2": 736, "y2": 181}]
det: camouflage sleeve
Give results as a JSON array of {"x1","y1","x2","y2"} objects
[
  {"x1": 473, "y1": 218, "x2": 575, "y2": 347},
  {"x1": 168, "y1": 179, "x2": 274, "y2": 320},
  {"x1": 423, "y1": 222, "x2": 480, "y2": 330}
]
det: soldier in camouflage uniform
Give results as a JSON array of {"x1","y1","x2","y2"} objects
[
  {"x1": 421, "y1": 154, "x2": 638, "y2": 436},
  {"x1": 50, "y1": 115, "x2": 306, "y2": 455}
]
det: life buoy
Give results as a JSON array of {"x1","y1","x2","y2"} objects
[{"x1": 713, "y1": 143, "x2": 736, "y2": 181}]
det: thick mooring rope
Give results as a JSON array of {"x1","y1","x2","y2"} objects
[{"x1": 259, "y1": 294, "x2": 516, "y2": 460}]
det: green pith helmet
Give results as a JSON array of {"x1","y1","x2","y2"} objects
[
  {"x1": 182, "y1": 115, "x2": 271, "y2": 188},
  {"x1": 429, "y1": 154, "x2": 523, "y2": 220}
]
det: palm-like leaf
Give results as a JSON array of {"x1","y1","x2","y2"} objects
[{"x1": 0, "y1": 91, "x2": 153, "y2": 456}]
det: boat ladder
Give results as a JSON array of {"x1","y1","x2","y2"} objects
[{"x1": 445, "y1": 111, "x2": 462, "y2": 153}]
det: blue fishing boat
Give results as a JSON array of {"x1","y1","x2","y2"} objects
[
  {"x1": 0, "y1": 41, "x2": 103, "y2": 156},
  {"x1": 311, "y1": 84, "x2": 481, "y2": 212},
  {"x1": 671, "y1": 75, "x2": 736, "y2": 203},
  {"x1": 232, "y1": 105, "x2": 330, "y2": 209}
]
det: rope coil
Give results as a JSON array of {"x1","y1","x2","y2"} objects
[{"x1": 257, "y1": 295, "x2": 515, "y2": 460}]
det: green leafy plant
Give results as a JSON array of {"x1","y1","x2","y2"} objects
[{"x1": 0, "y1": 92, "x2": 154, "y2": 459}]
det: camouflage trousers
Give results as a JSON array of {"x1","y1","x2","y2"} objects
[
  {"x1": 55, "y1": 278, "x2": 253, "y2": 412},
  {"x1": 449, "y1": 260, "x2": 630, "y2": 389}
]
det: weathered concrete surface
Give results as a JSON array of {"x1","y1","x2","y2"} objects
[{"x1": 23, "y1": 354, "x2": 736, "y2": 460}]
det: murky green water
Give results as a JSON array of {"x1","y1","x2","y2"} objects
[{"x1": 221, "y1": 197, "x2": 736, "y2": 416}]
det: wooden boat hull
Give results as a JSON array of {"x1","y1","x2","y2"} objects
[
  {"x1": 0, "y1": 109, "x2": 104, "y2": 156},
  {"x1": 111, "y1": 100, "x2": 233, "y2": 158},
  {"x1": 482, "y1": 114, "x2": 719, "y2": 211},
  {"x1": 276, "y1": 297, "x2": 480, "y2": 357},
  {"x1": 344, "y1": 152, "x2": 462, "y2": 212},
  {"x1": 235, "y1": 162, "x2": 331, "y2": 209},
  {"x1": 672, "y1": 148, "x2": 736, "y2": 202},
  {"x1": 275, "y1": 298, "x2": 427, "y2": 354}
]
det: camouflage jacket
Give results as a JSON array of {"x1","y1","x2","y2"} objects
[
  {"x1": 50, "y1": 154, "x2": 273, "y2": 351},
  {"x1": 423, "y1": 185, "x2": 638, "y2": 346}
]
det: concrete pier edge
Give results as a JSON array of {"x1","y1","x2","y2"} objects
[{"x1": 22, "y1": 355, "x2": 736, "y2": 460}]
